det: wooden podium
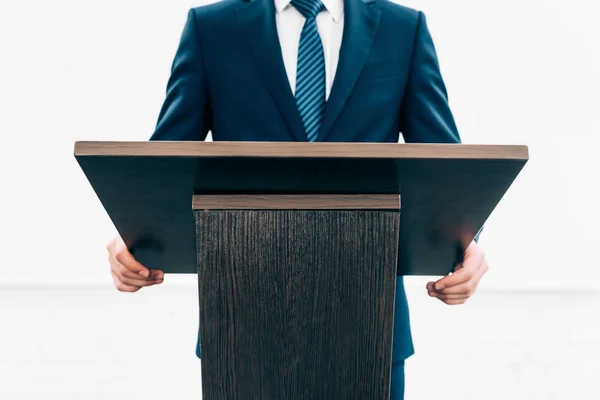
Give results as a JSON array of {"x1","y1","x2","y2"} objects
[{"x1": 75, "y1": 141, "x2": 528, "y2": 399}]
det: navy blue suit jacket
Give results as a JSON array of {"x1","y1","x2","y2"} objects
[{"x1": 150, "y1": 0, "x2": 462, "y2": 363}]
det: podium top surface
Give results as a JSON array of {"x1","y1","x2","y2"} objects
[
  {"x1": 75, "y1": 141, "x2": 528, "y2": 159},
  {"x1": 75, "y1": 141, "x2": 528, "y2": 275}
]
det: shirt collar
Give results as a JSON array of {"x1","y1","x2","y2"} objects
[{"x1": 274, "y1": 0, "x2": 344, "y2": 24}]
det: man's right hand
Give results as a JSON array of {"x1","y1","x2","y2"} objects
[{"x1": 107, "y1": 236, "x2": 164, "y2": 292}]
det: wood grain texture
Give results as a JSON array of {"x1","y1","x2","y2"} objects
[
  {"x1": 195, "y1": 210, "x2": 399, "y2": 400},
  {"x1": 192, "y1": 195, "x2": 401, "y2": 210},
  {"x1": 75, "y1": 141, "x2": 529, "y2": 160}
]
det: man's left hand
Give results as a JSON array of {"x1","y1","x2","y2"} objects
[{"x1": 427, "y1": 241, "x2": 488, "y2": 305}]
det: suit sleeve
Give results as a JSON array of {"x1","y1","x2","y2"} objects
[
  {"x1": 399, "y1": 12, "x2": 460, "y2": 145},
  {"x1": 150, "y1": 9, "x2": 211, "y2": 141},
  {"x1": 400, "y1": 12, "x2": 483, "y2": 243}
]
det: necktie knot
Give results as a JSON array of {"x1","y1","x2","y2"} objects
[{"x1": 291, "y1": 0, "x2": 325, "y2": 19}]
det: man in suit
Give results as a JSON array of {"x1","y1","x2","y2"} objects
[{"x1": 106, "y1": 0, "x2": 489, "y2": 397}]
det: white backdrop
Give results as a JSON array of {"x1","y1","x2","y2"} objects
[
  {"x1": 1, "y1": 0, "x2": 598, "y2": 288},
  {"x1": 1, "y1": 0, "x2": 600, "y2": 399}
]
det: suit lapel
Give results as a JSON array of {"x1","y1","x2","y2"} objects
[
  {"x1": 318, "y1": 0, "x2": 381, "y2": 141},
  {"x1": 237, "y1": 0, "x2": 307, "y2": 142}
]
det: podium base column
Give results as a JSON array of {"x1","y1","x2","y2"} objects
[{"x1": 194, "y1": 195, "x2": 400, "y2": 400}]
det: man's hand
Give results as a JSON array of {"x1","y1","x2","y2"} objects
[
  {"x1": 427, "y1": 241, "x2": 488, "y2": 305},
  {"x1": 107, "y1": 236, "x2": 164, "y2": 292}
]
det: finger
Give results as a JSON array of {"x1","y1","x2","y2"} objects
[
  {"x1": 428, "y1": 291, "x2": 468, "y2": 305},
  {"x1": 120, "y1": 276, "x2": 161, "y2": 288},
  {"x1": 111, "y1": 269, "x2": 163, "y2": 290},
  {"x1": 434, "y1": 255, "x2": 485, "y2": 290},
  {"x1": 434, "y1": 244, "x2": 485, "y2": 290},
  {"x1": 437, "y1": 282, "x2": 473, "y2": 295},
  {"x1": 444, "y1": 298, "x2": 468, "y2": 306},
  {"x1": 111, "y1": 257, "x2": 155, "y2": 281},
  {"x1": 442, "y1": 259, "x2": 489, "y2": 294},
  {"x1": 149, "y1": 270, "x2": 165, "y2": 280},
  {"x1": 426, "y1": 282, "x2": 436, "y2": 292},
  {"x1": 111, "y1": 271, "x2": 141, "y2": 293},
  {"x1": 433, "y1": 267, "x2": 473, "y2": 291},
  {"x1": 110, "y1": 254, "x2": 164, "y2": 286},
  {"x1": 113, "y1": 243, "x2": 150, "y2": 278},
  {"x1": 428, "y1": 291, "x2": 469, "y2": 301},
  {"x1": 438, "y1": 270, "x2": 483, "y2": 295}
]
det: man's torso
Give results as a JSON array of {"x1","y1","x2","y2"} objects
[{"x1": 182, "y1": 0, "x2": 422, "y2": 143}]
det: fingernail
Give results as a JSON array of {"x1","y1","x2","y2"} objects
[
  {"x1": 435, "y1": 283, "x2": 444, "y2": 291},
  {"x1": 139, "y1": 270, "x2": 150, "y2": 278}
]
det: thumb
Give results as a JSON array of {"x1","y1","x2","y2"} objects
[{"x1": 114, "y1": 238, "x2": 150, "y2": 278}]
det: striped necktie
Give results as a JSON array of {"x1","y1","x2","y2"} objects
[{"x1": 291, "y1": 0, "x2": 326, "y2": 142}]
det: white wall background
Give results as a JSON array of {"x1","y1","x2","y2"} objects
[{"x1": 0, "y1": 0, "x2": 599, "y2": 398}]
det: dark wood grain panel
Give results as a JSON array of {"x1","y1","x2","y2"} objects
[
  {"x1": 195, "y1": 210, "x2": 399, "y2": 400},
  {"x1": 192, "y1": 194, "x2": 400, "y2": 210},
  {"x1": 75, "y1": 141, "x2": 529, "y2": 160}
]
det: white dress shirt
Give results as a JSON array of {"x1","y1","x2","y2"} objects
[{"x1": 274, "y1": 0, "x2": 345, "y2": 100}]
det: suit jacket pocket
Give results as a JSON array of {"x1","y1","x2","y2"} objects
[{"x1": 358, "y1": 63, "x2": 404, "y2": 82}]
